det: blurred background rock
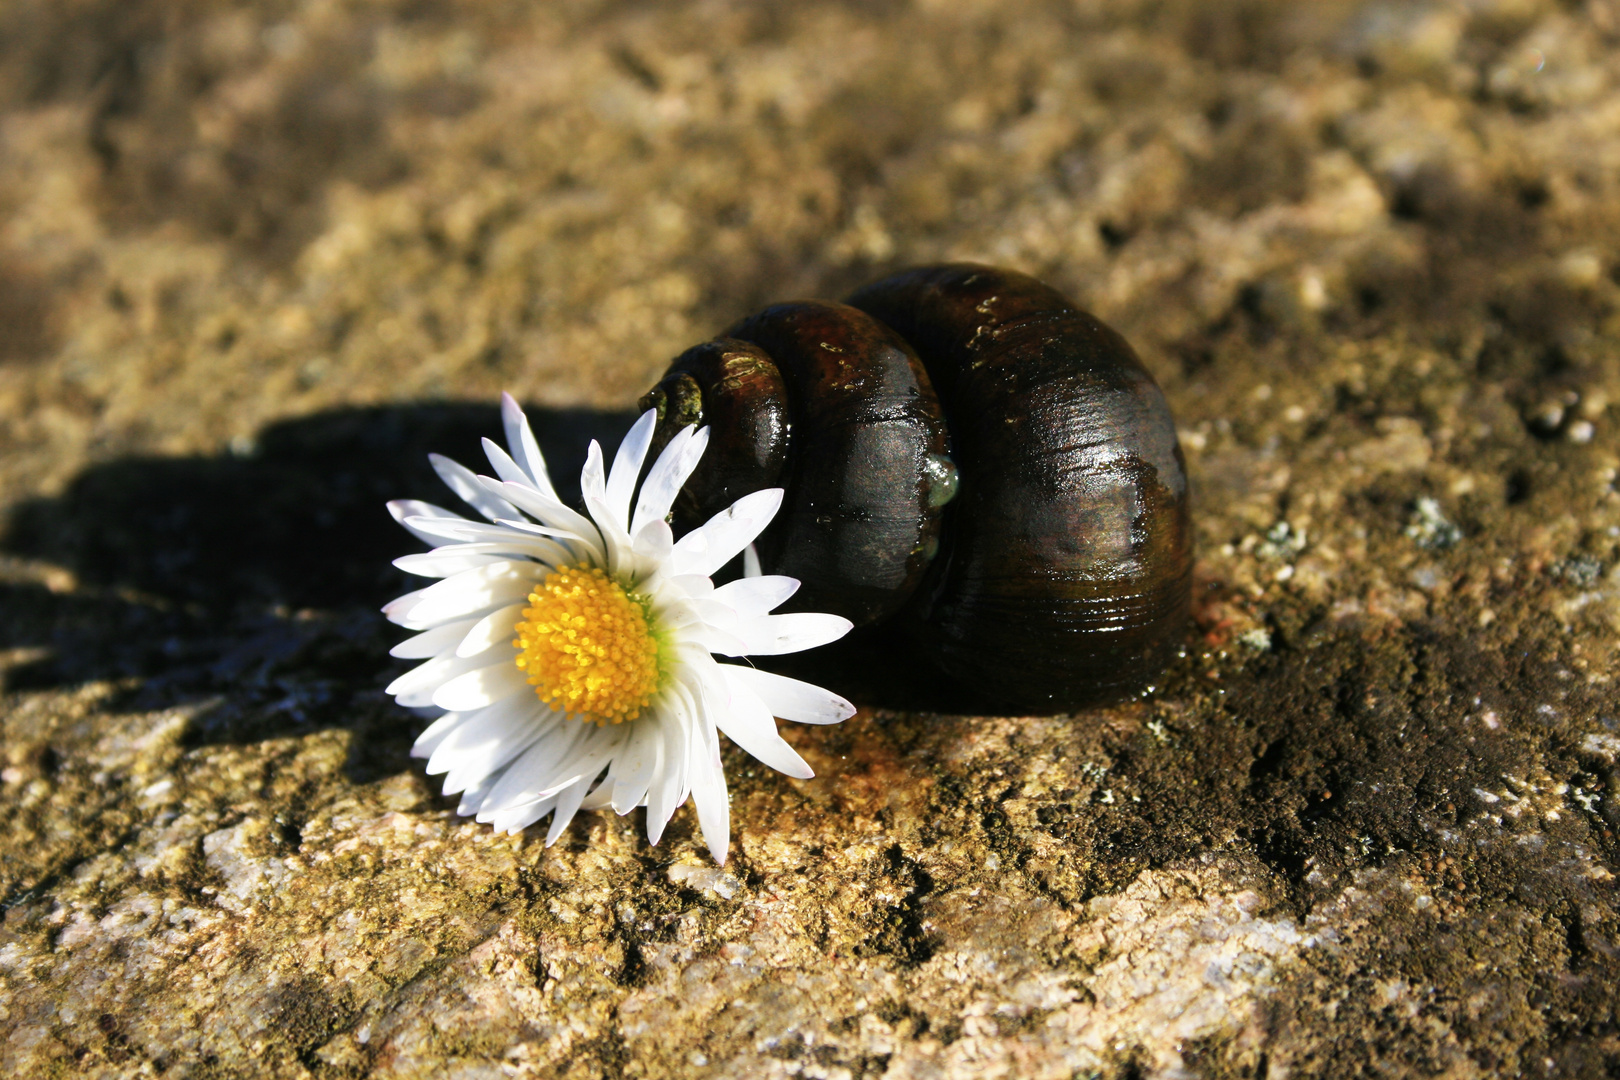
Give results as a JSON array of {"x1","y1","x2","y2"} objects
[{"x1": 2, "y1": 1, "x2": 1619, "y2": 1077}]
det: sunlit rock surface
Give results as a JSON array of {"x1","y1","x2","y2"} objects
[{"x1": 2, "y1": 1, "x2": 1618, "y2": 1076}]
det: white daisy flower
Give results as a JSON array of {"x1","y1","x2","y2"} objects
[{"x1": 383, "y1": 393, "x2": 856, "y2": 864}]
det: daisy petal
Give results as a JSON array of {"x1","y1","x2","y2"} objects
[
  {"x1": 432, "y1": 661, "x2": 530, "y2": 711},
  {"x1": 579, "y1": 778, "x2": 615, "y2": 811},
  {"x1": 401, "y1": 515, "x2": 558, "y2": 547},
  {"x1": 732, "y1": 612, "x2": 854, "y2": 655},
  {"x1": 480, "y1": 722, "x2": 589, "y2": 812},
  {"x1": 411, "y1": 710, "x2": 463, "y2": 759},
  {"x1": 640, "y1": 727, "x2": 672, "y2": 844},
  {"x1": 411, "y1": 538, "x2": 570, "y2": 567},
  {"x1": 632, "y1": 425, "x2": 710, "y2": 534},
  {"x1": 719, "y1": 665, "x2": 857, "y2": 725},
  {"x1": 661, "y1": 609, "x2": 752, "y2": 658},
  {"x1": 387, "y1": 651, "x2": 490, "y2": 703},
  {"x1": 382, "y1": 586, "x2": 431, "y2": 625},
  {"x1": 666, "y1": 574, "x2": 714, "y2": 597},
  {"x1": 645, "y1": 687, "x2": 694, "y2": 844},
  {"x1": 486, "y1": 517, "x2": 592, "y2": 561},
  {"x1": 671, "y1": 488, "x2": 783, "y2": 577},
  {"x1": 545, "y1": 775, "x2": 595, "y2": 846},
  {"x1": 634, "y1": 517, "x2": 675, "y2": 559},
  {"x1": 430, "y1": 696, "x2": 556, "y2": 789},
  {"x1": 704, "y1": 671, "x2": 814, "y2": 780},
  {"x1": 481, "y1": 479, "x2": 606, "y2": 565},
  {"x1": 484, "y1": 794, "x2": 560, "y2": 835},
  {"x1": 482, "y1": 437, "x2": 534, "y2": 489},
  {"x1": 711, "y1": 575, "x2": 799, "y2": 618},
  {"x1": 403, "y1": 526, "x2": 569, "y2": 570},
  {"x1": 390, "y1": 617, "x2": 478, "y2": 659},
  {"x1": 609, "y1": 718, "x2": 661, "y2": 814},
  {"x1": 457, "y1": 602, "x2": 528, "y2": 658},
  {"x1": 644, "y1": 721, "x2": 688, "y2": 845},
  {"x1": 534, "y1": 726, "x2": 625, "y2": 801},
  {"x1": 455, "y1": 769, "x2": 505, "y2": 816},
  {"x1": 686, "y1": 725, "x2": 731, "y2": 865},
  {"x1": 388, "y1": 499, "x2": 470, "y2": 546},
  {"x1": 585, "y1": 490, "x2": 632, "y2": 578},
  {"x1": 394, "y1": 550, "x2": 509, "y2": 578},
  {"x1": 580, "y1": 441, "x2": 608, "y2": 514},
  {"x1": 501, "y1": 392, "x2": 559, "y2": 501},
  {"x1": 432, "y1": 454, "x2": 521, "y2": 522},
  {"x1": 403, "y1": 561, "x2": 545, "y2": 627},
  {"x1": 443, "y1": 724, "x2": 549, "y2": 798},
  {"x1": 625, "y1": 518, "x2": 675, "y2": 583},
  {"x1": 607, "y1": 410, "x2": 658, "y2": 532}
]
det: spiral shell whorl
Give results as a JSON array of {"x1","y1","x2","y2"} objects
[
  {"x1": 847, "y1": 264, "x2": 1192, "y2": 710},
  {"x1": 641, "y1": 264, "x2": 1192, "y2": 713}
]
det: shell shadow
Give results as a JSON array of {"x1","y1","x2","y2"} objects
[{"x1": 0, "y1": 402, "x2": 637, "y2": 780}]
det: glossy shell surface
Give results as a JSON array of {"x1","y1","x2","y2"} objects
[
  {"x1": 848, "y1": 264, "x2": 1191, "y2": 710},
  {"x1": 726, "y1": 301, "x2": 948, "y2": 626},
  {"x1": 642, "y1": 264, "x2": 1192, "y2": 713}
]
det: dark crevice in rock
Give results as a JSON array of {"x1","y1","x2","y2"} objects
[{"x1": 855, "y1": 844, "x2": 939, "y2": 968}]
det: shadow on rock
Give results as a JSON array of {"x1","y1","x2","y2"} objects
[{"x1": 0, "y1": 402, "x2": 637, "y2": 778}]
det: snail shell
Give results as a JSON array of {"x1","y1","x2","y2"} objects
[{"x1": 640, "y1": 264, "x2": 1192, "y2": 713}]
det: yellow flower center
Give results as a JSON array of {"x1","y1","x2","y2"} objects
[{"x1": 513, "y1": 565, "x2": 663, "y2": 725}]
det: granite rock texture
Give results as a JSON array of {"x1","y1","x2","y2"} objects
[{"x1": 3, "y1": 0, "x2": 1620, "y2": 1076}]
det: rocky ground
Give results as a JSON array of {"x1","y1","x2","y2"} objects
[{"x1": 3, "y1": 0, "x2": 1620, "y2": 1076}]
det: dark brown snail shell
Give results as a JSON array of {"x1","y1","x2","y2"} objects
[{"x1": 639, "y1": 263, "x2": 1192, "y2": 714}]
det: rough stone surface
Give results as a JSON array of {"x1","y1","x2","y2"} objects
[{"x1": 3, "y1": 1, "x2": 1620, "y2": 1076}]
